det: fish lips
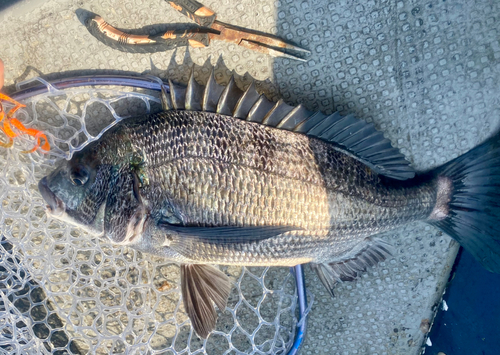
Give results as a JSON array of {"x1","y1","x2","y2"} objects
[{"x1": 38, "y1": 177, "x2": 66, "y2": 216}]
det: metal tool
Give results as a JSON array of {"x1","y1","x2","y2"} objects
[{"x1": 83, "y1": 0, "x2": 310, "y2": 61}]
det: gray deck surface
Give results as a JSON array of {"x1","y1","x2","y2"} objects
[{"x1": 1, "y1": 0, "x2": 499, "y2": 354}]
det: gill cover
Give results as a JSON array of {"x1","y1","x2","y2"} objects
[{"x1": 104, "y1": 170, "x2": 146, "y2": 244}]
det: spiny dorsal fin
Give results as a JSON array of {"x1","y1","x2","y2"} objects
[
  {"x1": 246, "y1": 95, "x2": 275, "y2": 123},
  {"x1": 217, "y1": 75, "x2": 243, "y2": 115},
  {"x1": 169, "y1": 79, "x2": 186, "y2": 110},
  {"x1": 203, "y1": 68, "x2": 224, "y2": 112},
  {"x1": 276, "y1": 104, "x2": 313, "y2": 130},
  {"x1": 163, "y1": 68, "x2": 415, "y2": 180},
  {"x1": 233, "y1": 81, "x2": 260, "y2": 119},
  {"x1": 185, "y1": 67, "x2": 203, "y2": 111},
  {"x1": 293, "y1": 111, "x2": 328, "y2": 133},
  {"x1": 262, "y1": 100, "x2": 295, "y2": 126},
  {"x1": 160, "y1": 84, "x2": 173, "y2": 111}
]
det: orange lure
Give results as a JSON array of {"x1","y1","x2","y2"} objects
[{"x1": 0, "y1": 93, "x2": 50, "y2": 153}]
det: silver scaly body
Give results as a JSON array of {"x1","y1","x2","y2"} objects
[{"x1": 109, "y1": 110, "x2": 437, "y2": 266}]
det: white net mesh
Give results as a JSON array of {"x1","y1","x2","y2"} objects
[{"x1": 0, "y1": 77, "x2": 300, "y2": 354}]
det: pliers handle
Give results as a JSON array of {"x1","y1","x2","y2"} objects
[
  {"x1": 85, "y1": 13, "x2": 218, "y2": 52},
  {"x1": 167, "y1": 0, "x2": 216, "y2": 27}
]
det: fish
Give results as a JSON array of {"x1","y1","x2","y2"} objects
[{"x1": 38, "y1": 68, "x2": 500, "y2": 339}]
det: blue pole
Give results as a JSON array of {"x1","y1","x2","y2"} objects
[{"x1": 287, "y1": 264, "x2": 308, "y2": 355}]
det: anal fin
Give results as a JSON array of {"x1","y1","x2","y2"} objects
[
  {"x1": 311, "y1": 238, "x2": 393, "y2": 297},
  {"x1": 181, "y1": 264, "x2": 231, "y2": 338}
]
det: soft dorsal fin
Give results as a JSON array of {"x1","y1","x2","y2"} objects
[{"x1": 160, "y1": 69, "x2": 415, "y2": 180}]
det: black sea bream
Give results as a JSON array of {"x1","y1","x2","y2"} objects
[{"x1": 38, "y1": 70, "x2": 500, "y2": 338}]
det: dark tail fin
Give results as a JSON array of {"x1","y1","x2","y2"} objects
[{"x1": 427, "y1": 134, "x2": 500, "y2": 273}]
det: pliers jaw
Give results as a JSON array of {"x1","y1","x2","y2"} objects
[{"x1": 210, "y1": 21, "x2": 310, "y2": 62}]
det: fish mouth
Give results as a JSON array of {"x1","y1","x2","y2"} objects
[{"x1": 38, "y1": 177, "x2": 66, "y2": 216}]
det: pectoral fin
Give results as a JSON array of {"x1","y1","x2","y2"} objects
[
  {"x1": 181, "y1": 264, "x2": 231, "y2": 338},
  {"x1": 159, "y1": 223, "x2": 297, "y2": 243}
]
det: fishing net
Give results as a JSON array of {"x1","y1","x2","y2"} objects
[{"x1": 0, "y1": 76, "x2": 305, "y2": 354}]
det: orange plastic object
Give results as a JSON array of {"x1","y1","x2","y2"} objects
[{"x1": 0, "y1": 93, "x2": 50, "y2": 153}]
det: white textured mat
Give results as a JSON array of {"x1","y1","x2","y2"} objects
[{"x1": 1, "y1": 0, "x2": 499, "y2": 354}]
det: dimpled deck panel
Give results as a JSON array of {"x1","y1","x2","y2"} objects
[{"x1": 1, "y1": 0, "x2": 499, "y2": 354}]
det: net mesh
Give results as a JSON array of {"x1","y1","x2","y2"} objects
[{"x1": 0, "y1": 77, "x2": 299, "y2": 355}]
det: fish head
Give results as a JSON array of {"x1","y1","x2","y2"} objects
[
  {"x1": 38, "y1": 148, "x2": 111, "y2": 235},
  {"x1": 39, "y1": 135, "x2": 149, "y2": 245}
]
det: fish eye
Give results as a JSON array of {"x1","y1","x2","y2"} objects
[{"x1": 70, "y1": 166, "x2": 89, "y2": 186}]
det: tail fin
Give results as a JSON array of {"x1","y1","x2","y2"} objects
[{"x1": 427, "y1": 134, "x2": 500, "y2": 273}]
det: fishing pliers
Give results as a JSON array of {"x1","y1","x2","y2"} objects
[{"x1": 84, "y1": 0, "x2": 309, "y2": 61}]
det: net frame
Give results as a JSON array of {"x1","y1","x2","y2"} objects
[{"x1": 0, "y1": 75, "x2": 309, "y2": 355}]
